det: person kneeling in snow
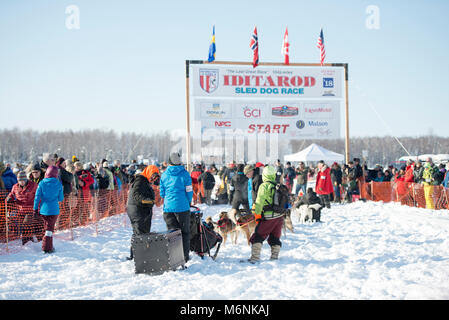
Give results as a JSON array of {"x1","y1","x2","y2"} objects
[{"x1": 295, "y1": 188, "x2": 323, "y2": 222}]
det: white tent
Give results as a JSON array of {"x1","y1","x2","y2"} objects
[{"x1": 284, "y1": 143, "x2": 344, "y2": 164}]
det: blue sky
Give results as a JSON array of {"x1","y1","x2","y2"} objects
[{"x1": 0, "y1": 0, "x2": 448, "y2": 137}]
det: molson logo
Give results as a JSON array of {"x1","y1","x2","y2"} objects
[
  {"x1": 308, "y1": 120, "x2": 328, "y2": 127},
  {"x1": 272, "y1": 105, "x2": 298, "y2": 117}
]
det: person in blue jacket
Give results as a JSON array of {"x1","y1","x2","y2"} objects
[
  {"x1": 160, "y1": 152, "x2": 193, "y2": 262},
  {"x1": 1, "y1": 164, "x2": 18, "y2": 191},
  {"x1": 34, "y1": 166, "x2": 64, "y2": 253}
]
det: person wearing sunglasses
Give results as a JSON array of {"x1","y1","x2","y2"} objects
[{"x1": 126, "y1": 165, "x2": 160, "y2": 260}]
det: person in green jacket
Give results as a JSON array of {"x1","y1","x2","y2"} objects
[{"x1": 246, "y1": 166, "x2": 289, "y2": 264}]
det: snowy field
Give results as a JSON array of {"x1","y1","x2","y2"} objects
[{"x1": 1, "y1": 201, "x2": 449, "y2": 300}]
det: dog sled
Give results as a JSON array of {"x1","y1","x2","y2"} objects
[{"x1": 189, "y1": 206, "x2": 222, "y2": 260}]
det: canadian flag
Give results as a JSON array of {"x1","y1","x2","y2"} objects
[{"x1": 281, "y1": 27, "x2": 289, "y2": 65}]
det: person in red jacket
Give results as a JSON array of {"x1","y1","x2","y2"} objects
[
  {"x1": 6, "y1": 171, "x2": 41, "y2": 245},
  {"x1": 404, "y1": 160, "x2": 415, "y2": 183},
  {"x1": 73, "y1": 162, "x2": 94, "y2": 226},
  {"x1": 315, "y1": 161, "x2": 333, "y2": 209},
  {"x1": 190, "y1": 164, "x2": 203, "y2": 204}
]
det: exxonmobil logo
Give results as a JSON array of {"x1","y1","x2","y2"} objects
[
  {"x1": 215, "y1": 121, "x2": 232, "y2": 128},
  {"x1": 223, "y1": 75, "x2": 316, "y2": 87}
]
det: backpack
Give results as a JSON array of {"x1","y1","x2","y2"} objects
[{"x1": 262, "y1": 182, "x2": 290, "y2": 219}]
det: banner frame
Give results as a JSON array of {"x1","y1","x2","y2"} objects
[{"x1": 185, "y1": 60, "x2": 349, "y2": 170}]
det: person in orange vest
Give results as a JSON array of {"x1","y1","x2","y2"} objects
[{"x1": 126, "y1": 165, "x2": 160, "y2": 260}]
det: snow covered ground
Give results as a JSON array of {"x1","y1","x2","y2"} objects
[{"x1": 1, "y1": 200, "x2": 449, "y2": 300}]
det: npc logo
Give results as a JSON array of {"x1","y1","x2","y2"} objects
[{"x1": 199, "y1": 69, "x2": 219, "y2": 93}]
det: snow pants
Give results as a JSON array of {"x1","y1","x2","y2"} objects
[
  {"x1": 249, "y1": 216, "x2": 284, "y2": 247},
  {"x1": 163, "y1": 211, "x2": 190, "y2": 262}
]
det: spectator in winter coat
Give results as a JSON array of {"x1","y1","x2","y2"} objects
[
  {"x1": 404, "y1": 160, "x2": 415, "y2": 183},
  {"x1": 315, "y1": 161, "x2": 333, "y2": 209},
  {"x1": 160, "y1": 152, "x2": 193, "y2": 263},
  {"x1": 434, "y1": 164, "x2": 446, "y2": 186},
  {"x1": 422, "y1": 162, "x2": 435, "y2": 209},
  {"x1": 284, "y1": 162, "x2": 296, "y2": 194},
  {"x1": 275, "y1": 160, "x2": 283, "y2": 184},
  {"x1": 374, "y1": 171, "x2": 385, "y2": 182},
  {"x1": 244, "y1": 164, "x2": 255, "y2": 208},
  {"x1": 0, "y1": 162, "x2": 6, "y2": 189},
  {"x1": 1, "y1": 164, "x2": 18, "y2": 191},
  {"x1": 413, "y1": 161, "x2": 424, "y2": 183},
  {"x1": 56, "y1": 157, "x2": 74, "y2": 195},
  {"x1": 190, "y1": 164, "x2": 203, "y2": 204},
  {"x1": 6, "y1": 171, "x2": 40, "y2": 245},
  {"x1": 330, "y1": 163, "x2": 343, "y2": 203},
  {"x1": 40, "y1": 153, "x2": 57, "y2": 177},
  {"x1": 73, "y1": 162, "x2": 94, "y2": 226},
  {"x1": 295, "y1": 162, "x2": 308, "y2": 197},
  {"x1": 197, "y1": 166, "x2": 216, "y2": 206},
  {"x1": 383, "y1": 169, "x2": 393, "y2": 182},
  {"x1": 126, "y1": 165, "x2": 160, "y2": 260},
  {"x1": 251, "y1": 162, "x2": 264, "y2": 203},
  {"x1": 33, "y1": 166, "x2": 64, "y2": 253},
  {"x1": 102, "y1": 162, "x2": 115, "y2": 191},
  {"x1": 228, "y1": 164, "x2": 250, "y2": 224},
  {"x1": 28, "y1": 162, "x2": 44, "y2": 184},
  {"x1": 443, "y1": 164, "x2": 449, "y2": 188}
]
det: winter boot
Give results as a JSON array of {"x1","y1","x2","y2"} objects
[
  {"x1": 248, "y1": 242, "x2": 262, "y2": 264},
  {"x1": 270, "y1": 245, "x2": 281, "y2": 260}
]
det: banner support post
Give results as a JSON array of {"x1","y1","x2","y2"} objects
[{"x1": 185, "y1": 60, "x2": 192, "y2": 172}]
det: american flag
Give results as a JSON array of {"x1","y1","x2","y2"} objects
[
  {"x1": 317, "y1": 28, "x2": 326, "y2": 66},
  {"x1": 250, "y1": 26, "x2": 259, "y2": 68}
]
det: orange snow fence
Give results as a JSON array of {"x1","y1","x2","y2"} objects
[
  {"x1": 0, "y1": 184, "x2": 165, "y2": 255},
  {"x1": 360, "y1": 181, "x2": 449, "y2": 210}
]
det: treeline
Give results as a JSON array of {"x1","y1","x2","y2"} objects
[
  {"x1": 0, "y1": 128, "x2": 448, "y2": 167},
  {"x1": 0, "y1": 128, "x2": 179, "y2": 165},
  {"x1": 290, "y1": 136, "x2": 449, "y2": 166}
]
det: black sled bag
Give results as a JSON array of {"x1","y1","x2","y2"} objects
[
  {"x1": 189, "y1": 207, "x2": 222, "y2": 259},
  {"x1": 132, "y1": 230, "x2": 185, "y2": 275}
]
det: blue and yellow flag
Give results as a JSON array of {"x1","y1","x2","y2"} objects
[{"x1": 208, "y1": 25, "x2": 216, "y2": 62}]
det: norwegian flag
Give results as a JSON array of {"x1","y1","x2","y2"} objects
[
  {"x1": 281, "y1": 27, "x2": 289, "y2": 65},
  {"x1": 317, "y1": 28, "x2": 326, "y2": 66},
  {"x1": 250, "y1": 26, "x2": 259, "y2": 68}
]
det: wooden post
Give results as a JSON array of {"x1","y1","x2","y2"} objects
[
  {"x1": 344, "y1": 64, "x2": 350, "y2": 163},
  {"x1": 185, "y1": 60, "x2": 192, "y2": 172}
]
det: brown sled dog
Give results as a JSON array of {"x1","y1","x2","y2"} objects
[
  {"x1": 215, "y1": 211, "x2": 237, "y2": 245},
  {"x1": 228, "y1": 208, "x2": 256, "y2": 245}
]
